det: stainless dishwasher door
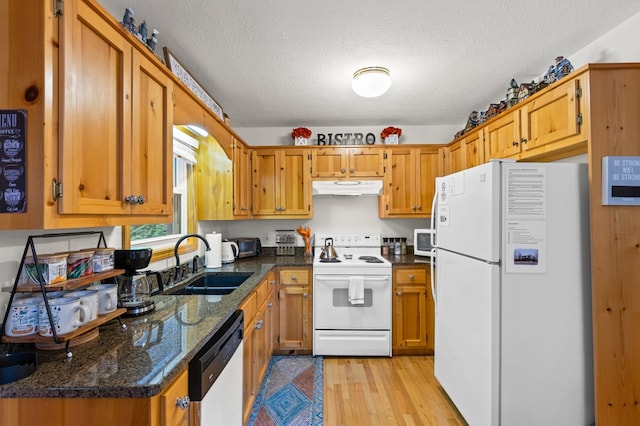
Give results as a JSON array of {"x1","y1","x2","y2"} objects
[{"x1": 189, "y1": 310, "x2": 244, "y2": 425}]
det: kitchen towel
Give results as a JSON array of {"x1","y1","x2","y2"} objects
[
  {"x1": 348, "y1": 276, "x2": 365, "y2": 305},
  {"x1": 205, "y1": 233, "x2": 222, "y2": 268}
]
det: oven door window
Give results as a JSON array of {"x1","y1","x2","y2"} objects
[{"x1": 314, "y1": 274, "x2": 391, "y2": 329}]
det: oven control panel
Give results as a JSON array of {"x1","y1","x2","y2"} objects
[{"x1": 314, "y1": 233, "x2": 382, "y2": 248}]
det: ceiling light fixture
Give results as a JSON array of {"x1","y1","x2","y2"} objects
[{"x1": 352, "y1": 66, "x2": 391, "y2": 98}]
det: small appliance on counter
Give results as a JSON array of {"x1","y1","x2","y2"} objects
[
  {"x1": 275, "y1": 230, "x2": 296, "y2": 256},
  {"x1": 226, "y1": 238, "x2": 262, "y2": 259},
  {"x1": 114, "y1": 248, "x2": 155, "y2": 316},
  {"x1": 221, "y1": 240, "x2": 239, "y2": 264}
]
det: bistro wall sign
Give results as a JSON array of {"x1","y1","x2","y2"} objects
[{"x1": 316, "y1": 132, "x2": 378, "y2": 145}]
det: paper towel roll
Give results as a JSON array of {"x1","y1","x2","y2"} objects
[{"x1": 205, "y1": 233, "x2": 222, "y2": 268}]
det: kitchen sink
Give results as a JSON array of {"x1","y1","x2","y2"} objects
[{"x1": 166, "y1": 272, "x2": 253, "y2": 295}]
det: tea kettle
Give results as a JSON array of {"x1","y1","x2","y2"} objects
[
  {"x1": 221, "y1": 240, "x2": 239, "y2": 264},
  {"x1": 320, "y1": 237, "x2": 338, "y2": 260}
]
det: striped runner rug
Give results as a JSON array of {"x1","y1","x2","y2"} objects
[{"x1": 248, "y1": 356, "x2": 323, "y2": 425}]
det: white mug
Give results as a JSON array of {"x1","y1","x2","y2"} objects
[
  {"x1": 4, "y1": 297, "x2": 40, "y2": 337},
  {"x1": 90, "y1": 283, "x2": 118, "y2": 314},
  {"x1": 66, "y1": 289, "x2": 100, "y2": 322},
  {"x1": 38, "y1": 297, "x2": 91, "y2": 336}
]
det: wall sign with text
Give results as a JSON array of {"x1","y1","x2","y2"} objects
[
  {"x1": 316, "y1": 132, "x2": 378, "y2": 145},
  {"x1": 0, "y1": 110, "x2": 27, "y2": 213}
]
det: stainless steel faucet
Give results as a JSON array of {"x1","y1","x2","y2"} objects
[{"x1": 174, "y1": 234, "x2": 211, "y2": 279}]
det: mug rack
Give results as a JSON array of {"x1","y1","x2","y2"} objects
[{"x1": 1, "y1": 231, "x2": 127, "y2": 357}]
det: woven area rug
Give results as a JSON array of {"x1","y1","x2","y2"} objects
[{"x1": 248, "y1": 356, "x2": 324, "y2": 426}]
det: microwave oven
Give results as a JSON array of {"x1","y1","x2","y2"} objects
[
  {"x1": 227, "y1": 237, "x2": 262, "y2": 258},
  {"x1": 413, "y1": 229, "x2": 435, "y2": 257}
]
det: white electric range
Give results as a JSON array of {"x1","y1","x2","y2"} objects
[{"x1": 312, "y1": 233, "x2": 392, "y2": 357}]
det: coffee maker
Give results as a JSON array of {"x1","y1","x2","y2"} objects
[{"x1": 115, "y1": 248, "x2": 155, "y2": 316}]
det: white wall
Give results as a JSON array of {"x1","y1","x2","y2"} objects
[{"x1": 201, "y1": 196, "x2": 429, "y2": 248}]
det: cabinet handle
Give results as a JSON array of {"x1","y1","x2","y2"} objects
[
  {"x1": 256, "y1": 320, "x2": 264, "y2": 330},
  {"x1": 176, "y1": 396, "x2": 190, "y2": 410},
  {"x1": 396, "y1": 291, "x2": 402, "y2": 296},
  {"x1": 520, "y1": 137, "x2": 528, "y2": 144},
  {"x1": 303, "y1": 293, "x2": 308, "y2": 298},
  {"x1": 512, "y1": 140, "x2": 519, "y2": 146},
  {"x1": 137, "y1": 195, "x2": 145, "y2": 204}
]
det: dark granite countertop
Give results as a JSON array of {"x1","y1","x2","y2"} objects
[{"x1": 0, "y1": 250, "x2": 427, "y2": 399}]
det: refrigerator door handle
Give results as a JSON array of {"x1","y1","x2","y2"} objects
[
  {"x1": 430, "y1": 191, "x2": 437, "y2": 248},
  {"x1": 430, "y1": 248, "x2": 437, "y2": 307}
]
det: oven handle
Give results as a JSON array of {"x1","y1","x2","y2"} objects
[{"x1": 315, "y1": 276, "x2": 389, "y2": 281}]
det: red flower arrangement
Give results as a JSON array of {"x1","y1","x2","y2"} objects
[
  {"x1": 381, "y1": 126, "x2": 402, "y2": 139},
  {"x1": 292, "y1": 127, "x2": 312, "y2": 139}
]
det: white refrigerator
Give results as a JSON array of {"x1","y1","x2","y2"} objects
[{"x1": 432, "y1": 160, "x2": 594, "y2": 426}]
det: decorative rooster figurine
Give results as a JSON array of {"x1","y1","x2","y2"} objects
[{"x1": 296, "y1": 226, "x2": 312, "y2": 257}]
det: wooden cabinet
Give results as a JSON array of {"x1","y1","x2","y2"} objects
[
  {"x1": 160, "y1": 369, "x2": 191, "y2": 426},
  {"x1": 380, "y1": 146, "x2": 439, "y2": 217},
  {"x1": 232, "y1": 139, "x2": 253, "y2": 218},
  {"x1": 441, "y1": 131, "x2": 484, "y2": 175},
  {"x1": 311, "y1": 146, "x2": 385, "y2": 178},
  {"x1": 0, "y1": 0, "x2": 173, "y2": 229},
  {"x1": 59, "y1": 0, "x2": 172, "y2": 216},
  {"x1": 276, "y1": 267, "x2": 312, "y2": 352},
  {"x1": 392, "y1": 265, "x2": 434, "y2": 355},
  {"x1": 252, "y1": 148, "x2": 312, "y2": 218},
  {"x1": 0, "y1": 368, "x2": 191, "y2": 426},
  {"x1": 484, "y1": 74, "x2": 586, "y2": 162},
  {"x1": 240, "y1": 270, "x2": 275, "y2": 424}
]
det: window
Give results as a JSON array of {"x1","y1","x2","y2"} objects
[{"x1": 123, "y1": 127, "x2": 199, "y2": 261}]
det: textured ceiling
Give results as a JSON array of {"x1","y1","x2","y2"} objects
[{"x1": 98, "y1": 0, "x2": 640, "y2": 129}]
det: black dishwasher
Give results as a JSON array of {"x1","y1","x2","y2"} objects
[{"x1": 188, "y1": 310, "x2": 244, "y2": 423}]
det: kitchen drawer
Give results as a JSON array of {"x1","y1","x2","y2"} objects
[
  {"x1": 239, "y1": 291, "x2": 257, "y2": 331},
  {"x1": 395, "y1": 268, "x2": 426, "y2": 285},
  {"x1": 255, "y1": 276, "x2": 270, "y2": 309},
  {"x1": 279, "y1": 269, "x2": 310, "y2": 286}
]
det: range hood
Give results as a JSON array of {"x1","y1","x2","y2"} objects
[{"x1": 312, "y1": 180, "x2": 383, "y2": 196}]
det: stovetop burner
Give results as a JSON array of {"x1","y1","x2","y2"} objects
[
  {"x1": 319, "y1": 258, "x2": 342, "y2": 263},
  {"x1": 358, "y1": 256, "x2": 384, "y2": 263}
]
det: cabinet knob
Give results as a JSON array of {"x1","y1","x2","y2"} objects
[
  {"x1": 520, "y1": 137, "x2": 528, "y2": 144},
  {"x1": 176, "y1": 396, "x2": 190, "y2": 410},
  {"x1": 409, "y1": 274, "x2": 414, "y2": 280},
  {"x1": 350, "y1": 168, "x2": 355, "y2": 174},
  {"x1": 270, "y1": 280, "x2": 276, "y2": 285},
  {"x1": 125, "y1": 195, "x2": 138, "y2": 204},
  {"x1": 256, "y1": 320, "x2": 264, "y2": 330},
  {"x1": 303, "y1": 293, "x2": 308, "y2": 298},
  {"x1": 341, "y1": 168, "x2": 346, "y2": 173},
  {"x1": 137, "y1": 195, "x2": 145, "y2": 204},
  {"x1": 512, "y1": 140, "x2": 519, "y2": 146},
  {"x1": 396, "y1": 291, "x2": 402, "y2": 296},
  {"x1": 291, "y1": 275, "x2": 297, "y2": 281},
  {"x1": 267, "y1": 302, "x2": 273, "y2": 308},
  {"x1": 416, "y1": 205, "x2": 422, "y2": 211}
]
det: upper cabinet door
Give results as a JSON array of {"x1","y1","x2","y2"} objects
[
  {"x1": 59, "y1": 0, "x2": 131, "y2": 214},
  {"x1": 519, "y1": 77, "x2": 586, "y2": 158},
  {"x1": 348, "y1": 147, "x2": 385, "y2": 177},
  {"x1": 130, "y1": 51, "x2": 173, "y2": 215},
  {"x1": 484, "y1": 109, "x2": 522, "y2": 160}
]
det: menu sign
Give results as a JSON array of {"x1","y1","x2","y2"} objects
[{"x1": 0, "y1": 110, "x2": 27, "y2": 213}]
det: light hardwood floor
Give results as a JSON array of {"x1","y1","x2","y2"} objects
[{"x1": 324, "y1": 356, "x2": 467, "y2": 426}]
